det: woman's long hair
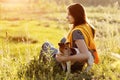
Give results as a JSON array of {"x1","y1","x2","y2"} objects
[
  {"x1": 67, "y1": 3, "x2": 95, "y2": 36},
  {"x1": 67, "y1": 3, "x2": 87, "y2": 27}
]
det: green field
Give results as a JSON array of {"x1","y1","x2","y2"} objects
[{"x1": 0, "y1": 2, "x2": 120, "y2": 80}]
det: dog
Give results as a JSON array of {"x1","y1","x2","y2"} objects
[
  {"x1": 58, "y1": 42, "x2": 78, "y2": 73},
  {"x1": 58, "y1": 42, "x2": 94, "y2": 73}
]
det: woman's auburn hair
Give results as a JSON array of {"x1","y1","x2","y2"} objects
[{"x1": 67, "y1": 3, "x2": 87, "y2": 27}]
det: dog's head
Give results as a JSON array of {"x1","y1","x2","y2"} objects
[
  {"x1": 58, "y1": 42, "x2": 71, "y2": 55},
  {"x1": 58, "y1": 42, "x2": 78, "y2": 55}
]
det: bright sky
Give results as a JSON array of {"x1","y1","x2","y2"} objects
[
  {"x1": 0, "y1": 0, "x2": 28, "y2": 3},
  {"x1": 0, "y1": 0, "x2": 30, "y2": 9}
]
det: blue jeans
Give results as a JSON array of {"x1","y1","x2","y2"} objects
[
  {"x1": 40, "y1": 41, "x2": 58, "y2": 58},
  {"x1": 39, "y1": 37, "x2": 66, "y2": 58}
]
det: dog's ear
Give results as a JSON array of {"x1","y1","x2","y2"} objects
[
  {"x1": 58, "y1": 43, "x2": 64, "y2": 46},
  {"x1": 66, "y1": 42, "x2": 70, "y2": 46}
]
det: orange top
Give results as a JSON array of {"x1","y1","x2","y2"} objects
[{"x1": 66, "y1": 23, "x2": 99, "y2": 64}]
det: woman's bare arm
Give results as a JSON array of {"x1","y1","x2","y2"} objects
[
  {"x1": 66, "y1": 39, "x2": 89, "y2": 62},
  {"x1": 56, "y1": 39, "x2": 89, "y2": 62}
]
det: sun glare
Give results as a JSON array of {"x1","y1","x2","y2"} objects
[
  {"x1": 0, "y1": 0, "x2": 29, "y2": 8},
  {"x1": 0, "y1": 0, "x2": 27, "y2": 3}
]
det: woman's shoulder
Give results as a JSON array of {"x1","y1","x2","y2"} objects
[
  {"x1": 72, "y1": 30, "x2": 84, "y2": 40},
  {"x1": 73, "y1": 30, "x2": 83, "y2": 35}
]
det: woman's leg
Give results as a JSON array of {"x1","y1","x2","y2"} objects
[
  {"x1": 39, "y1": 41, "x2": 63, "y2": 73},
  {"x1": 40, "y1": 37, "x2": 66, "y2": 59},
  {"x1": 39, "y1": 41, "x2": 58, "y2": 59},
  {"x1": 39, "y1": 37, "x2": 66, "y2": 72}
]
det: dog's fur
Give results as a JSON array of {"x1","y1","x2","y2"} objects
[{"x1": 58, "y1": 42, "x2": 94, "y2": 73}]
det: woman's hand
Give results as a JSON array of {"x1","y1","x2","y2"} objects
[{"x1": 55, "y1": 53, "x2": 68, "y2": 62}]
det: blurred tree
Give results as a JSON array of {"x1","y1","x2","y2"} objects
[
  {"x1": 53, "y1": 0, "x2": 73, "y2": 5},
  {"x1": 51, "y1": 0, "x2": 120, "y2": 6},
  {"x1": 28, "y1": 0, "x2": 39, "y2": 3},
  {"x1": 72, "y1": 0, "x2": 120, "y2": 6}
]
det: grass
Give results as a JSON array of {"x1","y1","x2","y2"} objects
[{"x1": 0, "y1": 3, "x2": 120, "y2": 80}]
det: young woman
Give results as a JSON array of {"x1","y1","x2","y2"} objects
[{"x1": 40, "y1": 3, "x2": 99, "y2": 72}]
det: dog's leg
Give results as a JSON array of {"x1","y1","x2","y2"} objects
[
  {"x1": 66, "y1": 61, "x2": 71, "y2": 73},
  {"x1": 85, "y1": 52, "x2": 94, "y2": 72},
  {"x1": 85, "y1": 64, "x2": 92, "y2": 72},
  {"x1": 61, "y1": 63, "x2": 66, "y2": 72}
]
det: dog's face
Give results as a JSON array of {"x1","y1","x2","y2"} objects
[
  {"x1": 58, "y1": 42, "x2": 77, "y2": 56},
  {"x1": 58, "y1": 42, "x2": 71, "y2": 55}
]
